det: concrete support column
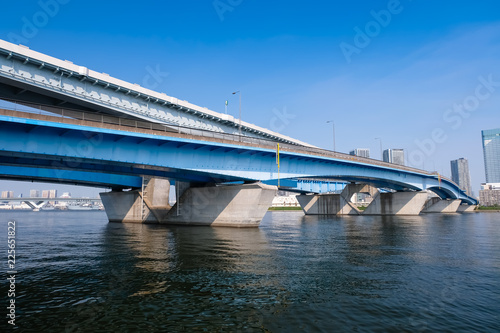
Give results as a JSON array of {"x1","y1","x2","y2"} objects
[
  {"x1": 422, "y1": 197, "x2": 461, "y2": 213},
  {"x1": 363, "y1": 191, "x2": 427, "y2": 215},
  {"x1": 100, "y1": 181, "x2": 276, "y2": 227},
  {"x1": 165, "y1": 182, "x2": 276, "y2": 227},
  {"x1": 297, "y1": 184, "x2": 378, "y2": 215},
  {"x1": 100, "y1": 177, "x2": 171, "y2": 223},
  {"x1": 142, "y1": 177, "x2": 172, "y2": 221},
  {"x1": 457, "y1": 204, "x2": 477, "y2": 212},
  {"x1": 297, "y1": 193, "x2": 344, "y2": 215}
]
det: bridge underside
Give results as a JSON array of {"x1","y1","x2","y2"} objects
[
  {"x1": 0, "y1": 80, "x2": 112, "y2": 116},
  {"x1": 0, "y1": 165, "x2": 142, "y2": 189}
]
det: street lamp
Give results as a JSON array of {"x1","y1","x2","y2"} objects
[
  {"x1": 232, "y1": 91, "x2": 242, "y2": 138},
  {"x1": 326, "y1": 120, "x2": 335, "y2": 151},
  {"x1": 375, "y1": 137, "x2": 383, "y2": 161}
]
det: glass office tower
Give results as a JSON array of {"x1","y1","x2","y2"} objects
[{"x1": 482, "y1": 128, "x2": 500, "y2": 183}]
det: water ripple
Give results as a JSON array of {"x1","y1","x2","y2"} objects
[{"x1": 0, "y1": 211, "x2": 499, "y2": 332}]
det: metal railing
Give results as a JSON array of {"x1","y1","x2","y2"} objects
[
  {"x1": 0, "y1": 98, "x2": 451, "y2": 182},
  {"x1": 0, "y1": 97, "x2": 297, "y2": 145}
]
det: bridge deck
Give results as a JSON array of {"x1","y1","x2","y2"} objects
[{"x1": 0, "y1": 107, "x2": 442, "y2": 180}]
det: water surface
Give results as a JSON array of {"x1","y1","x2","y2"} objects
[{"x1": 1, "y1": 211, "x2": 499, "y2": 332}]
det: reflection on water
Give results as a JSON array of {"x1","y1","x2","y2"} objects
[{"x1": 1, "y1": 211, "x2": 499, "y2": 332}]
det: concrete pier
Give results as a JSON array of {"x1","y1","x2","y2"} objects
[
  {"x1": 100, "y1": 179, "x2": 276, "y2": 227},
  {"x1": 363, "y1": 191, "x2": 428, "y2": 215},
  {"x1": 100, "y1": 190, "x2": 156, "y2": 223},
  {"x1": 100, "y1": 177, "x2": 171, "y2": 223},
  {"x1": 165, "y1": 182, "x2": 276, "y2": 227},
  {"x1": 422, "y1": 197, "x2": 461, "y2": 213},
  {"x1": 297, "y1": 184, "x2": 378, "y2": 215},
  {"x1": 457, "y1": 204, "x2": 477, "y2": 212},
  {"x1": 296, "y1": 193, "x2": 359, "y2": 215}
]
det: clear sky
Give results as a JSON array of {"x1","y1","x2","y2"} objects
[{"x1": 0, "y1": 0, "x2": 499, "y2": 197}]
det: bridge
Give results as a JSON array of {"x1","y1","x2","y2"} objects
[
  {"x1": 0, "y1": 197, "x2": 101, "y2": 211},
  {"x1": 0, "y1": 39, "x2": 477, "y2": 226}
]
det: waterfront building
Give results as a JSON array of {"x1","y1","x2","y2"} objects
[
  {"x1": 482, "y1": 128, "x2": 500, "y2": 183},
  {"x1": 450, "y1": 158, "x2": 472, "y2": 196},
  {"x1": 272, "y1": 195, "x2": 300, "y2": 207},
  {"x1": 383, "y1": 149, "x2": 405, "y2": 166},
  {"x1": 42, "y1": 189, "x2": 57, "y2": 198},
  {"x1": 30, "y1": 189, "x2": 40, "y2": 197},
  {"x1": 1, "y1": 191, "x2": 14, "y2": 198},
  {"x1": 350, "y1": 148, "x2": 370, "y2": 158},
  {"x1": 479, "y1": 183, "x2": 500, "y2": 206},
  {"x1": 42, "y1": 189, "x2": 58, "y2": 204}
]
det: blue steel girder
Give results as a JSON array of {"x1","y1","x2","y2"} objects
[
  {"x1": 0, "y1": 165, "x2": 142, "y2": 189},
  {"x1": 264, "y1": 178, "x2": 351, "y2": 193},
  {"x1": 0, "y1": 114, "x2": 478, "y2": 205}
]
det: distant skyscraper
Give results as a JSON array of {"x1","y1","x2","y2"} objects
[
  {"x1": 383, "y1": 149, "x2": 405, "y2": 166},
  {"x1": 30, "y1": 189, "x2": 39, "y2": 197},
  {"x1": 350, "y1": 148, "x2": 370, "y2": 158},
  {"x1": 451, "y1": 158, "x2": 472, "y2": 196},
  {"x1": 48, "y1": 189, "x2": 57, "y2": 204},
  {"x1": 41, "y1": 190, "x2": 57, "y2": 198},
  {"x1": 482, "y1": 128, "x2": 500, "y2": 183},
  {"x1": 1, "y1": 191, "x2": 14, "y2": 198}
]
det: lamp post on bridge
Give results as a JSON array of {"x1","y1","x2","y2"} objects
[
  {"x1": 375, "y1": 137, "x2": 383, "y2": 161},
  {"x1": 232, "y1": 91, "x2": 242, "y2": 138},
  {"x1": 326, "y1": 120, "x2": 335, "y2": 151}
]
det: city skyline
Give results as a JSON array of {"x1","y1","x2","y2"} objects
[{"x1": 0, "y1": 1, "x2": 499, "y2": 196}]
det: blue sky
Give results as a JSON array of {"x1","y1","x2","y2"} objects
[{"x1": 0, "y1": 0, "x2": 499, "y2": 196}]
